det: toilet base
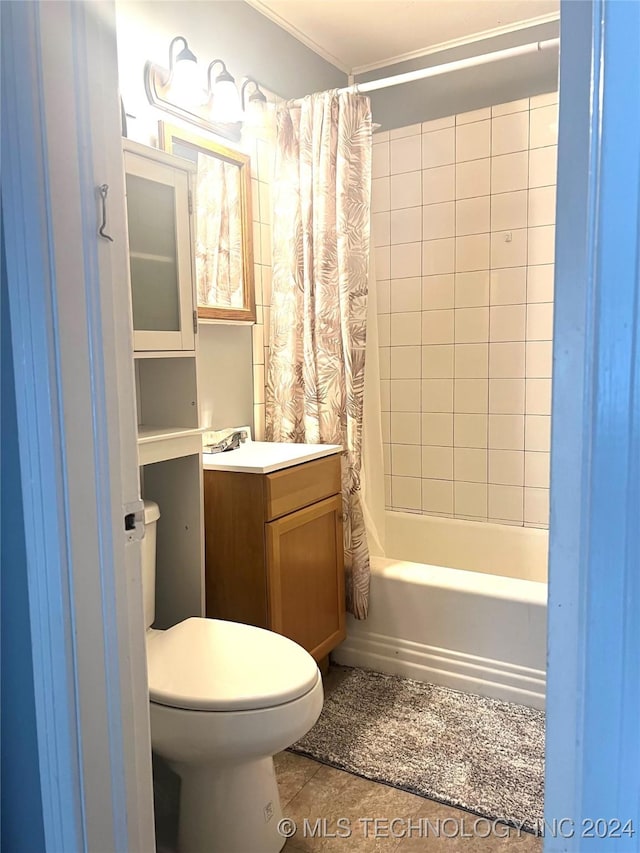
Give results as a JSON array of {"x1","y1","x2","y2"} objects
[{"x1": 174, "y1": 756, "x2": 285, "y2": 853}]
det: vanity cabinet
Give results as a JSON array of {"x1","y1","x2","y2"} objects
[
  {"x1": 123, "y1": 139, "x2": 196, "y2": 352},
  {"x1": 203, "y1": 454, "x2": 346, "y2": 662}
]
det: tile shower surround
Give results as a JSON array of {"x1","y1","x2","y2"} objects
[
  {"x1": 373, "y1": 93, "x2": 557, "y2": 528},
  {"x1": 247, "y1": 129, "x2": 275, "y2": 440}
]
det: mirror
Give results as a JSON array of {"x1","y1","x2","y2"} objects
[{"x1": 159, "y1": 121, "x2": 256, "y2": 322}]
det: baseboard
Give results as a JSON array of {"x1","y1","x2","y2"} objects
[{"x1": 332, "y1": 629, "x2": 546, "y2": 710}]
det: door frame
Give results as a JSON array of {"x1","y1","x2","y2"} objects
[
  {"x1": 3, "y1": 0, "x2": 640, "y2": 848},
  {"x1": 544, "y1": 0, "x2": 640, "y2": 846},
  {"x1": 1, "y1": 2, "x2": 155, "y2": 850}
]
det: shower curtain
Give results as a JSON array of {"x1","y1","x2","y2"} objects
[
  {"x1": 361, "y1": 241, "x2": 387, "y2": 559},
  {"x1": 195, "y1": 153, "x2": 243, "y2": 307},
  {"x1": 265, "y1": 90, "x2": 373, "y2": 618}
]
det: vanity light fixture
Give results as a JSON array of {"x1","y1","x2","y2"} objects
[
  {"x1": 241, "y1": 78, "x2": 268, "y2": 111},
  {"x1": 207, "y1": 60, "x2": 244, "y2": 124},
  {"x1": 240, "y1": 78, "x2": 269, "y2": 130},
  {"x1": 144, "y1": 37, "x2": 242, "y2": 142}
]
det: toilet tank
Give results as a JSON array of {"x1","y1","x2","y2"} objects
[{"x1": 142, "y1": 500, "x2": 160, "y2": 630}]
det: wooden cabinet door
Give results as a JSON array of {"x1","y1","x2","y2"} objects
[{"x1": 266, "y1": 495, "x2": 346, "y2": 661}]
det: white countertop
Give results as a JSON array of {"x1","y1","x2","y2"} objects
[{"x1": 202, "y1": 441, "x2": 342, "y2": 474}]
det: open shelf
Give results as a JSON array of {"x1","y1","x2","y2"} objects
[
  {"x1": 138, "y1": 426, "x2": 204, "y2": 443},
  {"x1": 137, "y1": 426, "x2": 204, "y2": 465},
  {"x1": 134, "y1": 350, "x2": 196, "y2": 359}
]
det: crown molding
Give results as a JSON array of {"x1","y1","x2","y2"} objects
[
  {"x1": 243, "y1": 3, "x2": 559, "y2": 81},
  {"x1": 243, "y1": 0, "x2": 352, "y2": 73},
  {"x1": 351, "y1": 13, "x2": 560, "y2": 76}
]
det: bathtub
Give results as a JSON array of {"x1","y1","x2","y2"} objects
[{"x1": 333, "y1": 512, "x2": 548, "y2": 710}]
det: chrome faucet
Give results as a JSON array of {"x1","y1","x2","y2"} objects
[{"x1": 204, "y1": 430, "x2": 248, "y2": 454}]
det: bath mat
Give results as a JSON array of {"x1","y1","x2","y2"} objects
[{"x1": 291, "y1": 667, "x2": 545, "y2": 833}]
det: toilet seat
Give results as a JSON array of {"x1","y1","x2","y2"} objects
[{"x1": 147, "y1": 617, "x2": 320, "y2": 712}]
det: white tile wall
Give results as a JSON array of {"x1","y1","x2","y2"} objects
[
  {"x1": 456, "y1": 158, "x2": 491, "y2": 199},
  {"x1": 374, "y1": 91, "x2": 557, "y2": 528},
  {"x1": 390, "y1": 123, "x2": 422, "y2": 139},
  {"x1": 244, "y1": 118, "x2": 277, "y2": 441},
  {"x1": 422, "y1": 274, "x2": 454, "y2": 309},
  {"x1": 491, "y1": 98, "x2": 529, "y2": 117},
  {"x1": 455, "y1": 271, "x2": 490, "y2": 307},
  {"x1": 423, "y1": 165, "x2": 455, "y2": 203}
]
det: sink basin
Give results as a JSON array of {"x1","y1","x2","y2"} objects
[{"x1": 202, "y1": 440, "x2": 342, "y2": 474}]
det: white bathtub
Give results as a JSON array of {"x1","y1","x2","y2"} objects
[{"x1": 334, "y1": 512, "x2": 548, "y2": 710}]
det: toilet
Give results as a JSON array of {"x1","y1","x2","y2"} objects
[{"x1": 142, "y1": 500, "x2": 323, "y2": 853}]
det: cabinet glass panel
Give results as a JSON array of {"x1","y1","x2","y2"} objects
[{"x1": 126, "y1": 173, "x2": 180, "y2": 332}]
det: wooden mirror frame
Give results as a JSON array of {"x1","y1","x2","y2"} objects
[{"x1": 159, "y1": 121, "x2": 256, "y2": 322}]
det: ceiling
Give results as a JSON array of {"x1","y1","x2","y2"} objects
[{"x1": 244, "y1": 0, "x2": 559, "y2": 73}]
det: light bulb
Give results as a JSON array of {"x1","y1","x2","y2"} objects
[
  {"x1": 169, "y1": 55, "x2": 201, "y2": 107},
  {"x1": 211, "y1": 78, "x2": 243, "y2": 123}
]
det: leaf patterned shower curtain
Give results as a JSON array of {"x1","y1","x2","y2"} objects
[
  {"x1": 265, "y1": 90, "x2": 373, "y2": 618},
  {"x1": 195, "y1": 153, "x2": 243, "y2": 308}
]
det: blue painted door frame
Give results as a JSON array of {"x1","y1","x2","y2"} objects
[
  {"x1": 2, "y1": 0, "x2": 640, "y2": 848},
  {"x1": 545, "y1": 0, "x2": 640, "y2": 849}
]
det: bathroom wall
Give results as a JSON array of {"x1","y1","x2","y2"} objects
[
  {"x1": 373, "y1": 92, "x2": 557, "y2": 528},
  {"x1": 115, "y1": 1, "x2": 346, "y2": 110},
  {"x1": 245, "y1": 123, "x2": 275, "y2": 439},
  {"x1": 198, "y1": 325, "x2": 254, "y2": 429}
]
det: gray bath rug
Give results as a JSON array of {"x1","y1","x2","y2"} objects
[{"x1": 291, "y1": 667, "x2": 545, "y2": 833}]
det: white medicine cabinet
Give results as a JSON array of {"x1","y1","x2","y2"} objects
[{"x1": 124, "y1": 139, "x2": 196, "y2": 352}]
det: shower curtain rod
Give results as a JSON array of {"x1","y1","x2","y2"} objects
[{"x1": 337, "y1": 37, "x2": 560, "y2": 95}]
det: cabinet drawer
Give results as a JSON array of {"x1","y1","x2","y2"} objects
[{"x1": 265, "y1": 454, "x2": 341, "y2": 521}]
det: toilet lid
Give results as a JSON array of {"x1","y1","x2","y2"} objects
[{"x1": 146, "y1": 618, "x2": 320, "y2": 712}]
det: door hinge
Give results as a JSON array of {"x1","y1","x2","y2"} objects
[
  {"x1": 193, "y1": 309, "x2": 198, "y2": 334},
  {"x1": 188, "y1": 190, "x2": 193, "y2": 215}
]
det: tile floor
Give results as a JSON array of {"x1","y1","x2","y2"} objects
[{"x1": 276, "y1": 752, "x2": 542, "y2": 852}]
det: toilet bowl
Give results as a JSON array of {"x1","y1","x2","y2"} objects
[{"x1": 142, "y1": 501, "x2": 323, "y2": 853}]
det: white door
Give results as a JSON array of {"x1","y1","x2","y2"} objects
[{"x1": 2, "y1": 1, "x2": 155, "y2": 850}]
